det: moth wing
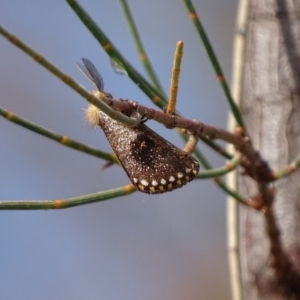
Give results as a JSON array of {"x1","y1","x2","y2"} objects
[
  {"x1": 77, "y1": 58, "x2": 104, "y2": 91},
  {"x1": 98, "y1": 111, "x2": 199, "y2": 194}
]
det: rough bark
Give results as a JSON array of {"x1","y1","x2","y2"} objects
[{"x1": 238, "y1": 0, "x2": 300, "y2": 299}]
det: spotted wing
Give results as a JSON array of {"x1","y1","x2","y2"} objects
[{"x1": 98, "y1": 111, "x2": 200, "y2": 194}]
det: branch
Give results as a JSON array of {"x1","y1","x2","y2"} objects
[
  {"x1": 0, "y1": 105, "x2": 119, "y2": 163},
  {"x1": 0, "y1": 185, "x2": 136, "y2": 210}
]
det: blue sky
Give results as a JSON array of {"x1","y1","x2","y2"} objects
[{"x1": 0, "y1": 1, "x2": 237, "y2": 299}]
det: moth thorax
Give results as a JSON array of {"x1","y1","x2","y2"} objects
[
  {"x1": 85, "y1": 90, "x2": 114, "y2": 128},
  {"x1": 93, "y1": 90, "x2": 113, "y2": 99}
]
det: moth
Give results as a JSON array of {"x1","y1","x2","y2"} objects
[{"x1": 78, "y1": 58, "x2": 200, "y2": 194}]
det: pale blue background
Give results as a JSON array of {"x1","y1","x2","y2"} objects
[{"x1": 0, "y1": 1, "x2": 236, "y2": 299}]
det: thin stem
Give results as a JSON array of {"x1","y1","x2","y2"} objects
[
  {"x1": 0, "y1": 105, "x2": 119, "y2": 163},
  {"x1": 190, "y1": 139, "x2": 245, "y2": 205},
  {"x1": 273, "y1": 152, "x2": 300, "y2": 180},
  {"x1": 227, "y1": 0, "x2": 249, "y2": 299},
  {"x1": 0, "y1": 25, "x2": 139, "y2": 128},
  {"x1": 119, "y1": 0, "x2": 165, "y2": 97},
  {"x1": 0, "y1": 185, "x2": 136, "y2": 210},
  {"x1": 183, "y1": 134, "x2": 198, "y2": 154},
  {"x1": 204, "y1": 138, "x2": 233, "y2": 160},
  {"x1": 67, "y1": 0, "x2": 166, "y2": 109},
  {"x1": 197, "y1": 152, "x2": 241, "y2": 179},
  {"x1": 183, "y1": 0, "x2": 245, "y2": 128},
  {"x1": 215, "y1": 177, "x2": 249, "y2": 206},
  {"x1": 192, "y1": 148, "x2": 245, "y2": 203},
  {"x1": 167, "y1": 41, "x2": 183, "y2": 114}
]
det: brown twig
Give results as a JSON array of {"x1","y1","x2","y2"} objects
[{"x1": 94, "y1": 92, "x2": 275, "y2": 183}]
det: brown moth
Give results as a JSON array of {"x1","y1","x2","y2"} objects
[{"x1": 78, "y1": 58, "x2": 199, "y2": 194}]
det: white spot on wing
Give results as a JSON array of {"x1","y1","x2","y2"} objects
[
  {"x1": 152, "y1": 180, "x2": 158, "y2": 186},
  {"x1": 169, "y1": 176, "x2": 175, "y2": 182},
  {"x1": 141, "y1": 179, "x2": 149, "y2": 186}
]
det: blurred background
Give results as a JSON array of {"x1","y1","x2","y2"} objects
[{"x1": 0, "y1": 1, "x2": 237, "y2": 299}]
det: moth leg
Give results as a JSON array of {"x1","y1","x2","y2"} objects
[{"x1": 140, "y1": 114, "x2": 148, "y2": 124}]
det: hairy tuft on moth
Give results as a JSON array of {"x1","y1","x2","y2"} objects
[
  {"x1": 85, "y1": 104, "x2": 100, "y2": 128},
  {"x1": 78, "y1": 58, "x2": 200, "y2": 194}
]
